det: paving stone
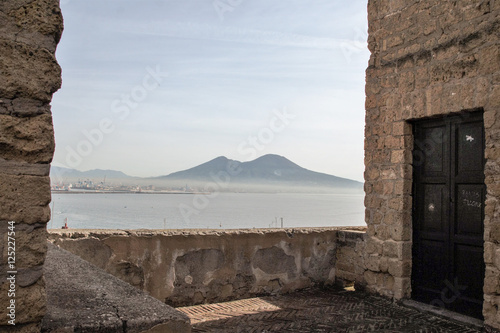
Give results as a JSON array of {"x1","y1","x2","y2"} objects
[{"x1": 179, "y1": 287, "x2": 483, "y2": 333}]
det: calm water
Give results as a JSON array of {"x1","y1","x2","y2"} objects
[{"x1": 49, "y1": 192, "x2": 365, "y2": 230}]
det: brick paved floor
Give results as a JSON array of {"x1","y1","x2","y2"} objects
[{"x1": 178, "y1": 287, "x2": 483, "y2": 332}]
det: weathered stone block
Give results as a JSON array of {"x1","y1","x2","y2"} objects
[
  {"x1": 484, "y1": 266, "x2": 500, "y2": 294},
  {"x1": 388, "y1": 223, "x2": 411, "y2": 242},
  {"x1": 379, "y1": 256, "x2": 388, "y2": 273},
  {"x1": 390, "y1": 149, "x2": 405, "y2": 164},
  {"x1": 494, "y1": 248, "x2": 500, "y2": 271},
  {"x1": 383, "y1": 210, "x2": 402, "y2": 226},
  {"x1": 459, "y1": 81, "x2": 476, "y2": 110},
  {"x1": 415, "y1": 67, "x2": 430, "y2": 89},
  {"x1": 393, "y1": 277, "x2": 411, "y2": 299},
  {"x1": 0, "y1": 98, "x2": 51, "y2": 117},
  {"x1": 0, "y1": 323, "x2": 41, "y2": 333},
  {"x1": 380, "y1": 274, "x2": 394, "y2": 293},
  {"x1": 365, "y1": 236, "x2": 383, "y2": 256},
  {"x1": 363, "y1": 270, "x2": 379, "y2": 286},
  {"x1": 376, "y1": 224, "x2": 391, "y2": 240},
  {"x1": 478, "y1": 45, "x2": 500, "y2": 76},
  {"x1": 0, "y1": 38, "x2": 61, "y2": 102},
  {"x1": 388, "y1": 259, "x2": 411, "y2": 277},
  {"x1": 380, "y1": 166, "x2": 397, "y2": 180},
  {"x1": 8, "y1": 0, "x2": 63, "y2": 39},
  {"x1": 0, "y1": 279, "x2": 45, "y2": 326},
  {"x1": 425, "y1": 84, "x2": 443, "y2": 116},
  {"x1": 398, "y1": 71, "x2": 415, "y2": 93},
  {"x1": 485, "y1": 110, "x2": 497, "y2": 129},
  {"x1": 387, "y1": 198, "x2": 403, "y2": 211},
  {"x1": 373, "y1": 181, "x2": 394, "y2": 195},
  {"x1": 394, "y1": 179, "x2": 411, "y2": 195},
  {"x1": 0, "y1": 1, "x2": 63, "y2": 54},
  {"x1": 382, "y1": 240, "x2": 398, "y2": 258},
  {"x1": 0, "y1": 114, "x2": 55, "y2": 163},
  {"x1": 1, "y1": 223, "x2": 47, "y2": 267},
  {"x1": 0, "y1": 158, "x2": 49, "y2": 176},
  {"x1": 365, "y1": 255, "x2": 380, "y2": 272},
  {"x1": 365, "y1": 167, "x2": 380, "y2": 181},
  {"x1": 490, "y1": 85, "x2": 500, "y2": 108},
  {"x1": 337, "y1": 262, "x2": 355, "y2": 274},
  {"x1": 0, "y1": 174, "x2": 51, "y2": 223},
  {"x1": 393, "y1": 121, "x2": 412, "y2": 136},
  {"x1": 475, "y1": 76, "x2": 491, "y2": 108}
]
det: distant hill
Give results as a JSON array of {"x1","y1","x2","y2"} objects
[
  {"x1": 50, "y1": 166, "x2": 132, "y2": 182},
  {"x1": 159, "y1": 154, "x2": 362, "y2": 190}
]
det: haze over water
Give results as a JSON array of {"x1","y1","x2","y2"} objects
[{"x1": 49, "y1": 192, "x2": 365, "y2": 230}]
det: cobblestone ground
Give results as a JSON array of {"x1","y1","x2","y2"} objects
[{"x1": 178, "y1": 287, "x2": 483, "y2": 333}]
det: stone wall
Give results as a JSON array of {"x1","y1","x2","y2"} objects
[
  {"x1": 0, "y1": 1, "x2": 62, "y2": 332},
  {"x1": 364, "y1": 0, "x2": 499, "y2": 329},
  {"x1": 49, "y1": 227, "x2": 366, "y2": 307},
  {"x1": 335, "y1": 230, "x2": 366, "y2": 288}
]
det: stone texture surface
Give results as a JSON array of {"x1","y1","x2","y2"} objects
[
  {"x1": 0, "y1": 158, "x2": 50, "y2": 177},
  {"x1": 0, "y1": 174, "x2": 52, "y2": 224},
  {"x1": 48, "y1": 227, "x2": 365, "y2": 307},
  {"x1": 0, "y1": 323, "x2": 42, "y2": 333},
  {"x1": 41, "y1": 243, "x2": 191, "y2": 333},
  {"x1": 0, "y1": 0, "x2": 61, "y2": 331},
  {"x1": 365, "y1": 0, "x2": 500, "y2": 329},
  {"x1": 335, "y1": 230, "x2": 366, "y2": 288},
  {"x1": 0, "y1": 98, "x2": 52, "y2": 117},
  {"x1": 0, "y1": 224, "x2": 47, "y2": 273},
  {"x1": 0, "y1": 114, "x2": 55, "y2": 163},
  {"x1": 180, "y1": 287, "x2": 484, "y2": 332},
  {"x1": 0, "y1": 0, "x2": 63, "y2": 53},
  {"x1": 0, "y1": 277, "x2": 46, "y2": 326},
  {"x1": 0, "y1": 39, "x2": 61, "y2": 102}
]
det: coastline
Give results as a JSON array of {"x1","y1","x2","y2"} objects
[{"x1": 51, "y1": 190, "x2": 207, "y2": 195}]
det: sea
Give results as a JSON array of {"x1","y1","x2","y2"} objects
[{"x1": 49, "y1": 192, "x2": 366, "y2": 230}]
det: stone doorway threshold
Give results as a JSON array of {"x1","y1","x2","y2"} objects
[
  {"x1": 402, "y1": 299, "x2": 484, "y2": 331},
  {"x1": 178, "y1": 287, "x2": 484, "y2": 332}
]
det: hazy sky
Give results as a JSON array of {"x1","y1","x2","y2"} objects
[{"x1": 51, "y1": 0, "x2": 369, "y2": 181}]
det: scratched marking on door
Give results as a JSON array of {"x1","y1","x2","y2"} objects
[{"x1": 461, "y1": 190, "x2": 482, "y2": 208}]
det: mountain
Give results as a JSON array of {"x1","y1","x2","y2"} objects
[
  {"x1": 49, "y1": 155, "x2": 363, "y2": 192},
  {"x1": 165, "y1": 156, "x2": 237, "y2": 180},
  {"x1": 160, "y1": 154, "x2": 362, "y2": 190},
  {"x1": 50, "y1": 166, "x2": 132, "y2": 182}
]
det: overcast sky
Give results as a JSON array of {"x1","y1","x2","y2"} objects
[{"x1": 51, "y1": 0, "x2": 369, "y2": 181}]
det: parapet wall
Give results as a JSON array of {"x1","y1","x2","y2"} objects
[{"x1": 49, "y1": 227, "x2": 366, "y2": 307}]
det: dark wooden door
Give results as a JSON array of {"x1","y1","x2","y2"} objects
[{"x1": 411, "y1": 112, "x2": 485, "y2": 319}]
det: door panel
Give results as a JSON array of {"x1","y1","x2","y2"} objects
[
  {"x1": 456, "y1": 184, "x2": 484, "y2": 236},
  {"x1": 454, "y1": 244, "x2": 484, "y2": 299},
  {"x1": 412, "y1": 112, "x2": 485, "y2": 319},
  {"x1": 420, "y1": 126, "x2": 448, "y2": 175},
  {"x1": 419, "y1": 240, "x2": 447, "y2": 290},
  {"x1": 457, "y1": 124, "x2": 484, "y2": 175},
  {"x1": 422, "y1": 184, "x2": 446, "y2": 232}
]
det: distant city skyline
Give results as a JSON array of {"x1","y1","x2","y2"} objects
[{"x1": 51, "y1": 0, "x2": 369, "y2": 182}]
